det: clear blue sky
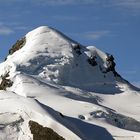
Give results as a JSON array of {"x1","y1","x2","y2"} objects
[{"x1": 0, "y1": 0, "x2": 140, "y2": 87}]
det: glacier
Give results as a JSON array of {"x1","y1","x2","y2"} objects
[{"x1": 0, "y1": 26, "x2": 140, "y2": 140}]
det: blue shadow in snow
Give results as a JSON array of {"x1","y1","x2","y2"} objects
[{"x1": 35, "y1": 99, "x2": 115, "y2": 140}]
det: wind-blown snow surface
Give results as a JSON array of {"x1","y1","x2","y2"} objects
[{"x1": 0, "y1": 26, "x2": 140, "y2": 140}]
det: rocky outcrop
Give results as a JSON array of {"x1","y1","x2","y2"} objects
[
  {"x1": 29, "y1": 120, "x2": 65, "y2": 140},
  {"x1": 0, "y1": 72, "x2": 13, "y2": 90},
  {"x1": 9, "y1": 37, "x2": 26, "y2": 55},
  {"x1": 87, "y1": 55, "x2": 97, "y2": 67},
  {"x1": 72, "y1": 44, "x2": 82, "y2": 55},
  {"x1": 106, "y1": 55, "x2": 116, "y2": 72}
]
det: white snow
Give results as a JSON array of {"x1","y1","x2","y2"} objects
[{"x1": 0, "y1": 26, "x2": 140, "y2": 140}]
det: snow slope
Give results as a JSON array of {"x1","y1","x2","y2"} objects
[{"x1": 0, "y1": 26, "x2": 140, "y2": 140}]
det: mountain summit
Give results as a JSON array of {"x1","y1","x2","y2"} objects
[
  {"x1": 0, "y1": 26, "x2": 140, "y2": 140},
  {"x1": 2, "y1": 26, "x2": 136, "y2": 93}
]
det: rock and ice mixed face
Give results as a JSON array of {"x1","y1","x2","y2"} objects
[{"x1": 1, "y1": 26, "x2": 133, "y2": 93}]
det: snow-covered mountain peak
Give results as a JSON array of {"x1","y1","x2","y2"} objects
[
  {"x1": 0, "y1": 26, "x2": 140, "y2": 140},
  {"x1": 0, "y1": 26, "x2": 133, "y2": 92},
  {"x1": 7, "y1": 26, "x2": 74, "y2": 63}
]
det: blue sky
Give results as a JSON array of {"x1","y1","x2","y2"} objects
[{"x1": 0, "y1": 0, "x2": 140, "y2": 87}]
